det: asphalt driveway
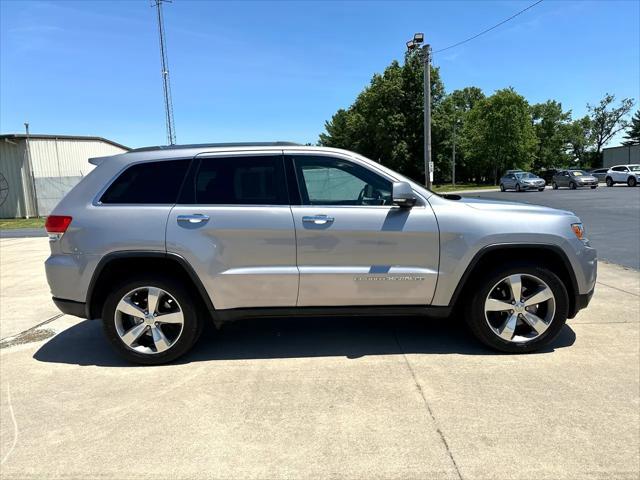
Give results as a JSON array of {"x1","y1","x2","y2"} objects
[{"x1": 465, "y1": 185, "x2": 640, "y2": 269}]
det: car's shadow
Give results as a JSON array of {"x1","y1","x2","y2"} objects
[{"x1": 33, "y1": 315, "x2": 577, "y2": 367}]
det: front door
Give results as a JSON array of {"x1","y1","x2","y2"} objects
[
  {"x1": 166, "y1": 152, "x2": 298, "y2": 310},
  {"x1": 287, "y1": 153, "x2": 439, "y2": 307}
]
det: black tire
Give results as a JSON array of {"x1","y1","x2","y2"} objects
[
  {"x1": 102, "y1": 274, "x2": 202, "y2": 365},
  {"x1": 569, "y1": 182, "x2": 577, "y2": 190},
  {"x1": 628, "y1": 176, "x2": 637, "y2": 187},
  {"x1": 552, "y1": 182, "x2": 558, "y2": 190},
  {"x1": 464, "y1": 262, "x2": 569, "y2": 353},
  {"x1": 590, "y1": 185, "x2": 597, "y2": 189},
  {"x1": 606, "y1": 177, "x2": 614, "y2": 187},
  {"x1": 500, "y1": 183, "x2": 506, "y2": 192},
  {"x1": 516, "y1": 183, "x2": 521, "y2": 192},
  {"x1": 538, "y1": 188, "x2": 545, "y2": 192}
]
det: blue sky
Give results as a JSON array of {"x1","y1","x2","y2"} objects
[{"x1": 1, "y1": 0, "x2": 638, "y2": 149}]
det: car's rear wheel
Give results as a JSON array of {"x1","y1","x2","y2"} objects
[
  {"x1": 465, "y1": 263, "x2": 568, "y2": 353},
  {"x1": 569, "y1": 182, "x2": 577, "y2": 190},
  {"x1": 628, "y1": 176, "x2": 637, "y2": 187},
  {"x1": 552, "y1": 182, "x2": 558, "y2": 190},
  {"x1": 500, "y1": 183, "x2": 505, "y2": 192},
  {"x1": 102, "y1": 275, "x2": 202, "y2": 365},
  {"x1": 606, "y1": 177, "x2": 614, "y2": 187}
]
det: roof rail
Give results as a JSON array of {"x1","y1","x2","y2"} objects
[{"x1": 129, "y1": 141, "x2": 302, "y2": 153}]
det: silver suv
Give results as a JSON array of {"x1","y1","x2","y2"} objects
[{"x1": 45, "y1": 143, "x2": 597, "y2": 364}]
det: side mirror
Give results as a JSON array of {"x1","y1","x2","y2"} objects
[{"x1": 392, "y1": 182, "x2": 417, "y2": 208}]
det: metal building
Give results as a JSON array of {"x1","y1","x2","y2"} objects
[
  {"x1": 0, "y1": 134, "x2": 129, "y2": 218},
  {"x1": 602, "y1": 144, "x2": 640, "y2": 168}
]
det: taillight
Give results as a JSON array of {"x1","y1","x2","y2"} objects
[{"x1": 45, "y1": 215, "x2": 73, "y2": 234}]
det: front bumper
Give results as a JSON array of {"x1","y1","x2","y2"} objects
[
  {"x1": 570, "y1": 287, "x2": 594, "y2": 319},
  {"x1": 522, "y1": 182, "x2": 545, "y2": 190}
]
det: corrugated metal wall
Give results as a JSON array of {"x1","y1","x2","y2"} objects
[
  {"x1": 0, "y1": 138, "x2": 128, "y2": 218},
  {"x1": 603, "y1": 145, "x2": 640, "y2": 167},
  {"x1": 0, "y1": 139, "x2": 35, "y2": 218}
]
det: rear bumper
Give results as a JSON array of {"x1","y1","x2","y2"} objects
[{"x1": 52, "y1": 297, "x2": 87, "y2": 319}]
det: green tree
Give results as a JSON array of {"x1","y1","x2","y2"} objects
[
  {"x1": 319, "y1": 53, "x2": 446, "y2": 183},
  {"x1": 622, "y1": 109, "x2": 640, "y2": 145},
  {"x1": 433, "y1": 87, "x2": 485, "y2": 182},
  {"x1": 461, "y1": 88, "x2": 537, "y2": 183},
  {"x1": 530, "y1": 100, "x2": 572, "y2": 170},
  {"x1": 587, "y1": 94, "x2": 635, "y2": 166},
  {"x1": 566, "y1": 116, "x2": 594, "y2": 167}
]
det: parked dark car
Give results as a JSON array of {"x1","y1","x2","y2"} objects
[
  {"x1": 552, "y1": 170, "x2": 598, "y2": 190},
  {"x1": 539, "y1": 168, "x2": 560, "y2": 184},
  {"x1": 589, "y1": 168, "x2": 609, "y2": 182}
]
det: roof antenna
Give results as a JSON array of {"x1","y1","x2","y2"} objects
[{"x1": 152, "y1": 0, "x2": 176, "y2": 146}]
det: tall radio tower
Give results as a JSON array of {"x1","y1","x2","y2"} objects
[{"x1": 153, "y1": 0, "x2": 176, "y2": 145}]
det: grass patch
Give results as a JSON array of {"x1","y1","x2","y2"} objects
[
  {"x1": 0, "y1": 217, "x2": 46, "y2": 230},
  {"x1": 432, "y1": 184, "x2": 498, "y2": 193}
]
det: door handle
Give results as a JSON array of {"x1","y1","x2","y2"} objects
[
  {"x1": 177, "y1": 214, "x2": 210, "y2": 224},
  {"x1": 302, "y1": 215, "x2": 334, "y2": 225}
]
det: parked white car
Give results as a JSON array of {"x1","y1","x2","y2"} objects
[{"x1": 605, "y1": 164, "x2": 640, "y2": 187}]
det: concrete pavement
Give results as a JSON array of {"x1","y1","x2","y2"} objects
[{"x1": 0, "y1": 238, "x2": 639, "y2": 479}]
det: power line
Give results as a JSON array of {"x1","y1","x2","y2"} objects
[{"x1": 433, "y1": 0, "x2": 544, "y2": 54}]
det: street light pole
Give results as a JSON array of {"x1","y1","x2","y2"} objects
[
  {"x1": 407, "y1": 33, "x2": 432, "y2": 189},
  {"x1": 422, "y1": 43, "x2": 432, "y2": 189}
]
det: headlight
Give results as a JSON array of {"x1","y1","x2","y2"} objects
[{"x1": 571, "y1": 223, "x2": 585, "y2": 240}]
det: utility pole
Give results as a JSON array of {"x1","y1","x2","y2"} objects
[
  {"x1": 406, "y1": 33, "x2": 432, "y2": 189},
  {"x1": 24, "y1": 122, "x2": 39, "y2": 218},
  {"x1": 153, "y1": 0, "x2": 176, "y2": 145},
  {"x1": 452, "y1": 116, "x2": 456, "y2": 186}
]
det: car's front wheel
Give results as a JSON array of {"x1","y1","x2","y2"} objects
[
  {"x1": 628, "y1": 176, "x2": 637, "y2": 187},
  {"x1": 515, "y1": 183, "x2": 521, "y2": 192},
  {"x1": 500, "y1": 183, "x2": 506, "y2": 192},
  {"x1": 465, "y1": 263, "x2": 568, "y2": 353},
  {"x1": 590, "y1": 185, "x2": 597, "y2": 189},
  {"x1": 102, "y1": 275, "x2": 202, "y2": 365},
  {"x1": 538, "y1": 188, "x2": 545, "y2": 192},
  {"x1": 552, "y1": 182, "x2": 558, "y2": 190},
  {"x1": 606, "y1": 177, "x2": 614, "y2": 187},
  {"x1": 569, "y1": 182, "x2": 577, "y2": 190}
]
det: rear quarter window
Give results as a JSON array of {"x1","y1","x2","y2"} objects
[{"x1": 100, "y1": 159, "x2": 189, "y2": 204}]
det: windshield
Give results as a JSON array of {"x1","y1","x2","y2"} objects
[
  {"x1": 515, "y1": 172, "x2": 536, "y2": 179},
  {"x1": 629, "y1": 165, "x2": 640, "y2": 172},
  {"x1": 571, "y1": 170, "x2": 588, "y2": 177}
]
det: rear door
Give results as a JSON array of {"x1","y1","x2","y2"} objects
[
  {"x1": 558, "y1": 171, "x2": 568, "y2": 187},
  {"x1": 287, "y1": 152, "x2": 439, "y2": 307},
  {"x1": 166, "y1": 151, "x2": 298, "y2": 310},
  {"x1": 618, "y1": 166, "x2": 630, "y2": 182}
]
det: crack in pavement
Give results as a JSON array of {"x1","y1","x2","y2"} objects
[
  {"x1": 596, "y1": 280, "x2": 640, "y2": 297},
  {"x1": 0, "y1": 313, "x2": 63, "y2": 345},
  {"x1": 393, "y1": 330, "x2": 464, "y2": 480}
]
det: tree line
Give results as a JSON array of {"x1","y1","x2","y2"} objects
[{"x1": 319, "y1": 51, "x2": 638, "y2": 184}]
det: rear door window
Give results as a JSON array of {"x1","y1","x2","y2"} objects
[
  {"x1": 194, "y1": 155, "x2": 287, "y2": 205},
  {"x1": 100, "y1": 160, "x2": 189, "y2": 204}
]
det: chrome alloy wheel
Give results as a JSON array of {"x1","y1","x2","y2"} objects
[
  {"x1": 484, "y1": 274, "x2": 556, "y2": 343},
  {"x1": 114, "y1": 286, "x2": 184, "y2": 354}
]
